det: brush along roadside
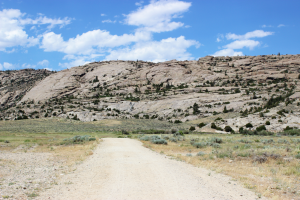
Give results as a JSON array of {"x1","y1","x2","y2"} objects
[{"x1": 136, "y1": 132, "x2": 300, "y2": 200}]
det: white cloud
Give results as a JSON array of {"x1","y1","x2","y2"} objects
[
  {"x1": 216, "y1": 34, "x2": 224, "y2": 42},
  {"x1": 102, "y1": 19, "x2": 117, "y2": 23},
  {"x1": 226, "y1": 30, "x2": 273, "y2": 40},
  {"x1": 0, "y1": 60, "x2": 51, "y2": 70},
  {"x1": 22, "y1": 63, "x2": 36, "y2": 68},
  {"x1": 213, "y1": 49, "x2": 243, "y2": 57},
  {"x1": 278, "y1": 24, "x2": 285, "y2": 28},
  {"x1": 213, "y1": 30, "x2": 273, "y2": 57},
  {"x1": 262, "y1": 25, "x2": 273, "y2": 28},
  {"x1": 4, "y1": 48, "x2": 15, "y2": 53},
  {"x1": 125, "y1": 0, "x2": 191, "y2": 33},
  {"x1": 37, "y1": 59, "x2": 49, "y2": 66},
  {"x1": 59, "y1": 54, "x2": 103, "y2": 69},
  {"x1": 0, "y1": 9, "x2": 72, "y2": 51},
  {"x1": 19, "y1": 16, "x2": 71, "y2": 29},
  {"x1": 0, "y1": 62, "x2": 16, "y2": 70},
  {"x1": 135, "y1": 1, "x2": 144, "y2": 6},
  {"x1": 224, "y1": 40, "x2": 260, "y2": 50},
  {"x1": 40, "y1": 30, "x2": 151, "y2": 55},
  {"x1": 101, "y1": 14, "x2": 106, "y2": 16},
  {"x1": 105, "y1": 36, "x2": 199, "y2": 62},
  {"x1": 39, "y1": 0, "x2": 199, "y2": 68}
]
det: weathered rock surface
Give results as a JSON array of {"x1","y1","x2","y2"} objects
[
  {"x1": 0, "y1": 69, "x2": 53, "y2": 110},
  {"x1": 1, "y1": 54, "x2": 300, "y2": 132}
]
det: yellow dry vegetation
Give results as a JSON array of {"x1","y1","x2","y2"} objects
[
  {"x1": 140, "y1": 134, "x2": 300, "y2": 200},
  {"x1": 35, "y1": 139, "x2": 101, "y2": 170}
]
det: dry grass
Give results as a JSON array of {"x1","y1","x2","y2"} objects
[
  {"x1": 39, "y1": 139, "x2": 101, "y2": 172},
  {"x1": 0, "y1": 127, "x2": 104, "y2": 199},
  {"x1": 0, "y1": 119, "x2": 118, "y2": 186},
  {"x1": 139, "y1": 134, "x2": 300, "y2": 200}
]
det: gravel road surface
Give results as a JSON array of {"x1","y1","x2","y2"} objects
[{"x1": 37, "y1": 138, "x2": 264, "y2": 200}]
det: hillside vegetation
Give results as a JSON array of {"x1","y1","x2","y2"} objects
[{"x1": 1, "y1": 54, "x2": 300, "y2": 132}]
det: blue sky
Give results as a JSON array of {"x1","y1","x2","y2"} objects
[{"x1": 0, "y1": 0, "x2": 299, "y2": 71}]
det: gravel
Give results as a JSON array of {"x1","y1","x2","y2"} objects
[{"x1": 35, "y1": 138, "x2": 266, "y2": 200}]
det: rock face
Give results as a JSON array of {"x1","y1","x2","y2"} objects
[
  {"x1": 0, "y1": 69, "x2": 54, "y2": 110},
  {"x1": 1, "y1": 54, "x2": 300, "y2": 132}
]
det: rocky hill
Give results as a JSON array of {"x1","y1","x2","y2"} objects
[
  {"x1": 1, "y1": 54, "x2": 300, "y2": 133},
  {"x1": 0, "y1": 69, "x2": 54, "y2": 111}
]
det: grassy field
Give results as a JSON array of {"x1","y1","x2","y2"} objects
[
  {"x1": 137, "y1": 133, "x2": 300, "y2": 200},
  {"x1": 0, "y1": 118, "x2": 185, "y2": 172},
  {"x1": 1, "y1": 118, "x2": 300, "y2": 199},
  {"x1": 0, "y1": 118, "x2": 187, "y2": 133},
  {"x1": 0, "y1": 117, "x2": 187, "y2": 153}
]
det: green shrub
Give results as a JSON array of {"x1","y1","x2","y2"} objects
[
  {"x1": 266, "y1": 121, "x2": 270, "y2": 125},
  {"x1": 237, "y1": 152, "x2": 250, "y2": 157},
  {"x1": 224, "y1": 126, "x2": 233, "y2": 133},
  {"x1": 61, "y1": 135, "x2": 95, "y2": 144},
  {"x1": 72, "y1": 115, "x2": 79, "y2": 120},
  {"x1": 258, "y1": 130, "x2": 274, "y2": 136},
  {"x1": 261, "y1": 139, "x2": 274, "y2": 144},
  {"x1": 186, "y1": 153, "x2": 192, "y2": 157},
  {"x1": 216, "y1": 151, "x2": 231, "y2": 158},
  {"x1": 150, "y1": 135, "x2": 160, "y2": 141},
  {"x1": 291, "y1": 139, "x2": 300, "y2": 143},
  {"x1": 196, "y1": 151, "x2": 206, "y2": 156},
  {"x1": 169, "y1": 137, "x2": 178, "y2": 143},
  {"x1": 256, "y1": 125, "x2": 266, "y2": 132},
  {"x1": 151, "y1": 139, "x2": 167, "y2": 145},
  {"x1": 89, "y1": 137, "x2": 96, "y2": 141},
  {"x1": 211, "y1": 123, "x2": 223, "y2": 131},
  {"x1": 140, "y1": 136, "x2": 150, "y2": 141},
  {"x1": 193, "y1": 142, "x2": 206, "y2": 148},
  {"x1": 72, "y1": 135, "x2": 90, "y2": 142},
  {"x1": 238, "y1": 138, "x2": 252, "y2": 143},
  {"x1": 171, "y1": 128, "x2": 178, "y2": 133},
  {"x1": 210, "y1": 137, "x2": 223, "y2": 144},
  {"x1": 281, "y1": 129, "x2": 300, "y2": 136},
  {"x1": 246, "y1": 123, "x2": 253, "y2": 128},
  {"x1": 189, "y1": 126, "x2": 196, "y2": 131},
  {"x1": 295, "y1": 154, "x2": 300, "y2": 159},
  {"x1": 211, "y1": 123, "x2": 217, "y2": 129},
  {"x1": 174, "y1": 120, "x2": 182, "y2": 123},
  {"x1": 240, "y1": 129, "x2": 274, "y2": 136},
  {"x1": 284, "y1": 126, "x2": 295, "y2": 131},
  {"x1": 212, "y1": 143, "x2": 221, "y2": 148},
  {"x1": 122, "y1": 130, "x2": 129, "y2": 135},
  {"x1": 277, "y1": 139, "x2": 289, "y2": 144},
  {"x1": 239, "y1": 127, "x2": 244, "y2": 133},
  {"x1": 198, "y1": 122, "x2": 206, "y2": 128},
  {"x1": 163, "y1": 136, "x2": 169, "y2": 140},
  {"x1": 259, "y1": 112, "x2": 264, "y2": 117}
]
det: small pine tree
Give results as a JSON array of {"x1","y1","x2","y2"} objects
[
  {"x1": 189, "y1": 126, "x2": 196, "y2": 131},
  {"x1": 193, "y1": 103, "x2": 200, "y2": 114},
  {"x1": 223, "y1": 106, "x2": 228, "y2": 113}
]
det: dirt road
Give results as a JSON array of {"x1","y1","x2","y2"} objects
[{"x1": 37, "y1": 138, "x2": 263, "y2": 200}]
